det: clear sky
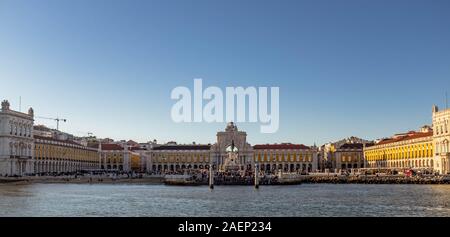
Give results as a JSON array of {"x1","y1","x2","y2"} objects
[{"x1": 1, "y1": 0, "x2": 450, "y2": 145}]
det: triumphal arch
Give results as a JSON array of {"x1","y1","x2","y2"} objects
[{"x1": 210, "y1": 122, "x2": 254, "y2": 171}]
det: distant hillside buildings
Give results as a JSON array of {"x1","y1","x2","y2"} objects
[{"x1": 319, "y1": 137, "x2": 373, "y2": 172}]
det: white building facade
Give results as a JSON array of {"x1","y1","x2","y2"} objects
[
  {"x1": 433, "y1": 105, "x2": 450, "y2": 174},
  {"x1": 0, "y1": 100, "x2": 35, "y2": 176}
]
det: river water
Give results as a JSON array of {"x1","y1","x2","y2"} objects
[{"x1": 1, "y1": 183, "x2": 450, "y2": 217}]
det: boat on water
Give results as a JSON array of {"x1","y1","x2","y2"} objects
[
  {"x1": 276, "y1": 171, "x2": 303, "y2": 185},
  {"x1": 0, "y1": 177, "x2": 28, "y2": 183},
  {"x1": 163, "y1": 174, "x2": 203, "y2": 186}
]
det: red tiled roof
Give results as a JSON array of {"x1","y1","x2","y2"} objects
[
  {"x1": 376, "y1": 131, "x2": 433, "y2": 146},
  {"x1": 33, "y1": 135, "x2": 93, "y2": 150},
  {"x1": 34, "y1": 135, "x2": 79, "y2": 146},
  {"x1": 253, "y1": 143, "x2": 311, "y2": 150},
  {"x1": 339, "y1": 143, "x2": 364, "y2": 149},
  {"x1": 130, "y1": 146, "x2": 146, "y2": 151},
  {"x1": 100, "y1": 144, "x2": 124, "y2": 151},
  {"x1": 127, "y1": 140, "x2": 138, "y2": 146},
  {"x1": 153, "y1": 144, "x2": 211, "y2": 151}
]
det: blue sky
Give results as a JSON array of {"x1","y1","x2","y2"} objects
[{"x1": 1, "y1": 0, "x2": 450, "y2": 145}]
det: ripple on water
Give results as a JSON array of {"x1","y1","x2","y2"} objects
[{"x1": 1, "y1": 183, "x2": 450, "y2": 217}]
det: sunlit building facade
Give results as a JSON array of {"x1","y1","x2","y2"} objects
[
  {"x1": 320, "y1": 137, "x2": 371, "y2": 172},
  {"x1": 148, "y1": 123, "x2": 318, "y2": 173},
  {"x1": 253, "y1": 143, "x2": 318, "y2": 173},
  {"x1": 364, "y1": 130, "x2": 434, "y2": 171},
  {"x1": 150, "y1": 144, "x2": 212, "y2": 172},
  {"x1": 432, "y1": 105, "x2": 450, "y2": 174},
  {"x1": 130, "y1": 152, "x2": 142, "y2": 171},
  {"x1": 364, "y1": 105, "x2": 450, "y2": 174},
  {"x1": 99, "y1": 143, "x2": 142, "y2": 172},
  {"x1": 0, "y1": 100, "x2": 35, "y2": 176},
  {"x1": 34, "y1": 135, "x2": 99, "y2": 173}
]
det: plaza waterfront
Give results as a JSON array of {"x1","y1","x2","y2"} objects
[
  {"x1": 164, "y1": 173, "x2": 450, "y2": 185},
  {"x1": 2, "y1": 172, "x2": 450, "y2": 185},
  {"x1": 2, "y1": 137, "x2": 450, "y2": 186}
]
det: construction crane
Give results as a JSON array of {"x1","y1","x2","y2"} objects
[{"x1": 36, "y1": 116, "x2": 67, "y2": 131}]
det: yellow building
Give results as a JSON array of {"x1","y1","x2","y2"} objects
[
  {"x1": 99, "y1": 143, "x2": 141, "y2": 172},
  {"x1": 321, "y1": 137, "x2": 370, "y2": 172},
  {"x1": 150, "y1": 144, "x2": 212, "y2": 172},
  {"x1": 364, "y1": 105, "x2": 450, "y2": 174},
  {"x1": 130, "y1": 152, "x2": 142, "y2": 171},
  {"x1": 99, "y1": 143, "x2": 142, "y2": 172},
  {"x1": 34, "y1": 135, "x2": 99, "y2": 174},
  {"x1": 364, "y1": 129, "x2": 434, "y2": 171},
  {"x1": 253, "y1": 143, "x2": 318, "y2": 173},
  {"x1": 99, "y1": 144, "x2": 125, "y2": 171},
  {"x1": 147, "y1": 124, "x2": 319, "y2": 174}
]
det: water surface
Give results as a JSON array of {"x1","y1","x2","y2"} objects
[{"x1": 1, "y1": 183, "x2": 449, "y2": 217}]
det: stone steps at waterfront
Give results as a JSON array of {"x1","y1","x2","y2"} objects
[{"x1": 0, "y1": 176, "x2": 165, "y2": 184}]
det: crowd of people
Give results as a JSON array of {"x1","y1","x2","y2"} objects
[
  {"x1": 0, "y1": 170, "x2": 148, "y2": 183},
  {"x1": 160, "y1": 168, "x2": 280, "y2": 185}
]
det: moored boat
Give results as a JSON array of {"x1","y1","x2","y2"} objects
[{"x1": 163, "y1": 174, "x2": 203, "y2": 186}]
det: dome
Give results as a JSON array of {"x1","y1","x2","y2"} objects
[{"x1": 1, "y1": 100, "x2": 10, "y2": 110}]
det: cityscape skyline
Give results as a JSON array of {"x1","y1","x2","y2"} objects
[
  {"x1": 1, "y1": 0, "x2": 450, "y2": 145},
  {"x1": 2, "y1": 1, "x2": 450, "y2": 223}
]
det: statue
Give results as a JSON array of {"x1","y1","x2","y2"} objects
[
  {"x1": 1, "y1": 100, "x2": 10, "y2": 111},
  {"x1": 225, "y1": 121, "x2": 238, "y2": 132},
  {"x1": 221, "y1": 140, "x2": 241, "y2": 172},
  {"x1": 432, "y1": 104, "x2": 439, "y2": 113},
  {"x1": 28, "y1": 107, "x2": 34, "y2": 117}
]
